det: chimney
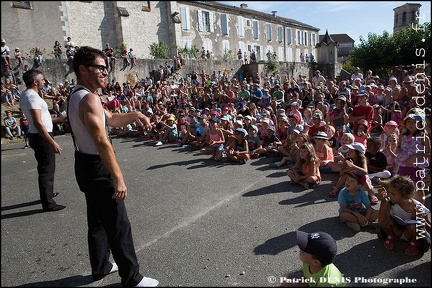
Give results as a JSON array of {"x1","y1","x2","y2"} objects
[
  {"x1": 240, "y1": 3, "x2": 248, "y2": 8},
  {"x1": 271, "y1": 11, "x2": 277, "y2": 16}
]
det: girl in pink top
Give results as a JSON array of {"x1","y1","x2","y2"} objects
[
  {"x1": 353, "y1": 119, "x2": 369, "y2": 148},
  {"x1": 395, "y1": 108, "x2": 430, "y2": 203},
  {"x1": 200, "y1": 118, "x2": 225, "y2": 161}
]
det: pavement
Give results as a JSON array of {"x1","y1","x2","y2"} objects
[{"x1": 1, "y1": 134, "x2": 430, "y2": 287}]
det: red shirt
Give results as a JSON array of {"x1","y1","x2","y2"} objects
[
  {"x1": 308, "y1": 124, "x2": 325, "y2": 138},
  {"x1": 351, "y1": 104, "x2": 374, "y2": 130}
]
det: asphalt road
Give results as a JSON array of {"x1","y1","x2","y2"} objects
[{"x1": 1, "y1": 134, "x2": 430, "y2": 287}]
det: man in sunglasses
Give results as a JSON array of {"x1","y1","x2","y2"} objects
[{"x1": 67, "y1": 46, "x2": 159, "y2": 287}]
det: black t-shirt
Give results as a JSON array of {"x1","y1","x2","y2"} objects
[
  {"x1": 365, "y1": 151, "x2": 387, "y2": 171},
  {"x1": 328, "y1": 136, "x2": 341, "y2": 150},
  {"x1": 105, "y1": 48, "x2": 113, "y2": 57}
]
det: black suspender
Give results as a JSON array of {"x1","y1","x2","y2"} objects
[{"x1": 66, "y1": 87, "x2": 112, "y2": 151}]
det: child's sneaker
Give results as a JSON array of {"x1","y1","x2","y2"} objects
[
  {"x1": 405, "y1": 241, "x2": 421, "y2": 256},
  {"x1": 155, "y1": 141, "x2": 163, "y2": 146},
  {"x1": 384, "y1": 235, "x2": 396, "y2": 250},
  {"x1": 346, "y1": 222, "x2": 361, "y2": 232}
]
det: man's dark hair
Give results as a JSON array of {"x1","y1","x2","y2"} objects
[
  {"x1": 23, "y1": 69, "x2": 43, "y2": 88},
  {"x1": 72, "y1": 46, "x2": 107, "y2": 78}
]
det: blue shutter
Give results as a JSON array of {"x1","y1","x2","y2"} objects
[
  {"x1": 253, "y1": 21, "x2": 258, "y2": 39},
  {"x1": 221, "y1": 14, "x2": 228, "y2": 35}
]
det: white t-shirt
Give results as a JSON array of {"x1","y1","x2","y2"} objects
[
  {"x1": 1, "y1": 45, "x2": 10, "y2": 56},
  {"x1": 19, "y1": 89, "x2": 53, "y2": 133}
]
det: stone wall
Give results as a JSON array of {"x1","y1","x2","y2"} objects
[{"x1": 8, "y1": 57, "x2": 321, "y2": 97}]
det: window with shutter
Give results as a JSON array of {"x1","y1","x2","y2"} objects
[
  {"x1": 238, "y1": 16, "x2": 244, "y2": 37},
  {"x1": 221, "y1": 14, "x2": 228, "y2": 35},
  {"x1": 278, "y1": 26, "x2": 283, "y2": 42},
  {"x1": 209, "y1": 12, "x2": 214, "y2": 32},
  {"x1": 266, "y1": 24, "x2": 272, "y2": 41},
  {"x1": 253, "y1": 21, "x2": 259, "y2": 39},
  {"x1": 181, "y1": 6, "x2": 190, "y2": 30},
  {"x1": 287, "y1": 28, "x2": 292, "y2": 45},
  {"x1": 198, "y1": 10, "x2": 203, "y2": 31}
]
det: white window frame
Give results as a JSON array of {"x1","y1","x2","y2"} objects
[
  {"x1": 237, "y1": 16, "x2": 244, "y2": 37},
  {"x1": 180, "y1": 6, "x2": 190, "y2": 30}
]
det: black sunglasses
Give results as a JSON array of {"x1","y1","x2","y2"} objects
[{"x1": 85, "y1": 64, "x2": 108, "y2": 73}]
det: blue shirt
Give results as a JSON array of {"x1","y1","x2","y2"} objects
[{"x1": 338, "y1": 187, "x2": 371, "y2": 214}]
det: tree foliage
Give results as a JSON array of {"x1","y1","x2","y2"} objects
[
  {"x1": 149, "y1": 42, "x2": 169, "y2": 59},
  {"x1": 349, "y1": 22, "x2": 430, "y2": 76},
  {"x1": 267, "y1": 59, "x2": 279, "y2": 74},
  {"x1": 177, "y1": 45, "x2": 199, "y2": 59}
]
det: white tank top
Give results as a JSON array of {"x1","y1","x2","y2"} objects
[{"x1": 67, "y1": 85, "x2": 106, "y2": 155}]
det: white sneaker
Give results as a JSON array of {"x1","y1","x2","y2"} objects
[
  {"x1": 110, "y1": 262, "x2": 118, "y2": 274},
  {"x1": 155, "y1": 141, "x2": 163, "y2": 146},
  {"x1": 135, "y1": 276, "x2": 159, "y2": 287}
]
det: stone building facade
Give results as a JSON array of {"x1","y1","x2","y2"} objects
[{"x1": 1, "y1": 1, "x2": 320, "y2": 63}]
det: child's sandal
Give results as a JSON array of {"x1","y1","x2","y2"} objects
[{"x1": 384, "y1": 235, "x2": 396, "y2": 250}]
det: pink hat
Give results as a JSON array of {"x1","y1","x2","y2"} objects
[
  {"x1": 385, "y1": 121, "x2": 398, "y2": 127},
  {"x1": 357, "y1": 119, "x2": 368, "y2": 127}
]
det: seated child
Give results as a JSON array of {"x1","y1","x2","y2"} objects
[
  {"x1": 281, "y1": 230, "x2": 346, "y2": 287},
  {"x1": 325, "y1": 124, "x2": 341, "y2": 156},
  {"x1": 338, "y1": 170, "x2": 378, "y2": 232},
  {"x1": 200, "y1": 118, "x2": 225, "y2": 161},
  {"x1": 377, "y1": 176, "x2": 431, "y2": 256},
  {"x1": 272, "y1": 132, "x2": 308, "y2": 168},
  {"x1": 328, "y1": 142, "x2": 377, "y2": 204},
  {"x1": 313, "y1": 131, "x2": 334, "y2": 168},
  {"x1": 352, "y1": 119, "x2": 369, "y2": 148},
  {"x1": 226, "y1": 127, "x2": 250, "y2": 164},
  {"x1": 327, "y1": 132, "x2": 355, "y2": 173},
  {"x1": 253, "y1": 126, "x2": 282, "y2": 157},
  {"x1": 365, "y1": 136, "x2": 391, "y2": 181},
  {"x1": 155, "y1": 115, "x2": 178, "y2": 146},
  {"x1": 383, "y1": 134, "x2": 399, "y2": 175},
  {"x1": 287, "y1": 142, "x2": 321, "y2": 190},
  {"x1": 246, "y1": 125, "x2": 262, "y2": 158}
]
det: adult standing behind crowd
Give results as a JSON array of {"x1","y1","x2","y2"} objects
[
  {"x1": 67, "y1": 46, "x2": 159, "y2": 287},
  {"x1": 19, "y1": 69, "x2": 66, "y2": 212}
]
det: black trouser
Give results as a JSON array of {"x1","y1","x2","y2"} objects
[
  {"x1": 28, "y1": 132, "x2": 57, "y2": 209},
  {"x1": 74, "y1": 150, "x2": 143, "y2": 286}
]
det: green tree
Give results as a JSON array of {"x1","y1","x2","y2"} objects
[
  {"x1": 149, "y1": 42, "x2": 169, "y2": 59},
  {"x1": 177, "y1": 45, "x2": 199, "y2": 59},
  {"x1": 220, "y1": 48, "x2": 233, "y2": 60},
  {"x1": 342, "y1": 59, "x2": 355, "y2": 74},
  {"x1": 349, "y1": 22, "x2": 430, "y2": 76},
  {"x1": 267, "y1": 59, "x2": 279, "y2": 74}
]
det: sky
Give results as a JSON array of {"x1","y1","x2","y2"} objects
[{"x1": 217, "y1": 1, "x2": 431, "y2": 46}]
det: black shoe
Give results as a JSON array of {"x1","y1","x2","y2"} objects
[
  {"x1": 53, "y1": 192, "x2": 59, "y2": 198},
  {"x1": 43, "y1": 204, "x2": 66, "y2": 212}
]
